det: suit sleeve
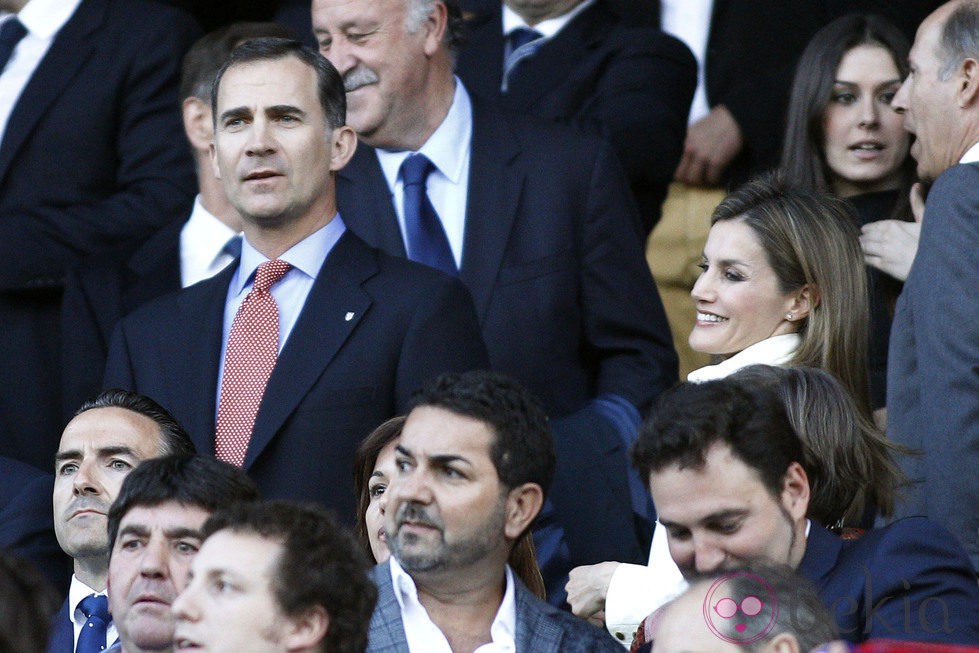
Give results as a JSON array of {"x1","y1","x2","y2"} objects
[
  {"x1": 900, "y1": 164, "x2": 979, "y2": 567},
  {"x1": 0, "y1": 8, "x2": 200, "y2": 289},
  {"x1": 580, "y1": 139, "x2": 678, "y2": 412},
  {"x1": 394, "y1": 274, "x2": 490, "y2": 410}
]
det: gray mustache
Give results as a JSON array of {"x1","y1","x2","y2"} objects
[{"x1": 344, "y1": 66, "x2": 379, "y2": 92}]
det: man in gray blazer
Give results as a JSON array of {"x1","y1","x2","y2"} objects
[{"x1": 368, "y1": 371, "x2": 620, "y2": 652}]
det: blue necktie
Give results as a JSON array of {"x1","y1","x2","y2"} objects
[
  {"x1": 0, "y1": 18, "x2": 27, "y2": 74},
  {"x1": 76, "y1": 594, "x2": 110, "y2": 653},
  {"x1": 503, "y1": 27, "x2": 542, "y2": 91},
  {"x1": 222, "y1": 233, "x2": 243, "y2": 259},
  {"x1": 400, "y1": 153, "x2": 457, "y2": 277}
]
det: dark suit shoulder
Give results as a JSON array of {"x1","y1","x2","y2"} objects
[{"x1": 515, "y1": 579, "x2": 621, "y2": 651}]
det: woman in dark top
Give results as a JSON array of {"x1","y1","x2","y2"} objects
[{"x1": 780, "y1": 14, "x2": 915, "y2": 421}]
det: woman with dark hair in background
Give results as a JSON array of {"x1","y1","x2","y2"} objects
[{"x1": 780, "y1": 14, "x2": 917, "y2": 422}]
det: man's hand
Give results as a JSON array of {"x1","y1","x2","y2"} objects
[
  {"x1": 859, "y1": 183, "x2": 924, "y2": 281},
  {"x1": 673, "y1": 105, "x2": 743, "y2": 186},
  {"x1": 565, "y1": 561, "x2": 621, "y2": 620}
]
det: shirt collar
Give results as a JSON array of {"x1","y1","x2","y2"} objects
[
  {"x1": 388, "y1": 557, "x2": 517, "y2": 650},
  {"x1": 501, "y1": 0, "x2": 594, "y2": 39},
  {"x1": 181, "y1": 196, "x2": 240, "y2": 257},
  {"x1": 375, "y1": 78, "x2": 472, "y2": 188},
  {"x1": 959, "y1": 141, "x2": 979, "y2": 164},
  {"x1": 68, "y1": 575, "x2": 105, "y2": 623},
  {"x1": 17, "y1": 0, "x2": 83, "y2": 39},
  {"x1": 232, "y1": 214, "x2": 346, "y2": 297}
]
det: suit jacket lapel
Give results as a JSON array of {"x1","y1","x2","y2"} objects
[
  {"x1": 460, "y1": 12, "x2": 505, "y2": 97},
  {"x1": 337, "y1": 145, "x2": 406, "y2": 257},
  {"x1": 460, "y1": 100, "x2": 522, "y2": 321},
  {"x1": 503, "y1": 2, "x2": 612, "y2": 110},
  {"x1": 45, "y1": 598, "x2": 73, "y2": 653},
  {"x1": 243, "y1": 232, "x2": 374, "y2": 468},
  {"x1": 0, "y1": 0, "x2": 104, "y2": 183},
  {"x1": 797, "y1": 521, "x2": 843, "y2": 593},
  {"x1": 173, "y1": 266, "x2": 230, "y2": 455},
  {"x1": 514, "y1": 576, "x2": 562, "y2": 651},
  {"x1": 368, "y1": 563, "x2": 410, "y2": 652}
]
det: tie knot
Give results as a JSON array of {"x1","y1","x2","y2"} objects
[
  {"x1": 508, "y1": 26, "x2": 542, "y2": 52},
  {"x1": 400, "y1": 153, "x2": 434, "y2": 188},
  {"x1": 253, "y1": 259, "x2": 291, "y2": 292},
  {"x1": 0, "y1": 17, "x2": 26, "y2": 47},
  {"x1": 79, "y1": 594, "x2": 109, "y2": 621}
]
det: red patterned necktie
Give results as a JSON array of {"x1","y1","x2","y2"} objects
[{"x1": 215, "y1": 259, "x2": 291, "y2": 466}]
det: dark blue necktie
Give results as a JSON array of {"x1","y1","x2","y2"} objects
[
  {"x1": 400, "y1": 153, "x2": 457, "y2": 277},
  {"x1": 0, "y1": 18, "x2": 27, "y2": 74},
  {"x1": 222, "y1": 233, "x2": 243, "y2": 259},
  {"x1": 503, "y1": 27, "x2": 543, "y2": 90},
  {"x1": 76, "y1": 594, "x2": 110, "y2": 653}
]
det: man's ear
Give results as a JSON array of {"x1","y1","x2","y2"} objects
[
  {"x1": 284, "y1": 605, "x2": 329, "y2": 652},
  {"x1": 780, "y1": 462, "x2": 810, "y2": 522},
  {"x1": 182, "y1": 97, "x2": 213, "y2": 151},
  {"x1": 503, "y1": 482, "x2": 544, "y2": 540},
  {"x1": 209, "y1": 140, "x2": 220, "y2": 180},
  {"x1": 422, "y1": 1, "x2": 448, "y2": 57},
  {"x1": 958, "y1": 57, "x2": 979, "y2": 108},
  {"x1": 762, "y1": 632, "x2": 802, "y2": 653},
  {"x1": 328, "y1": 125, "x2": 358, "y2": 172}
]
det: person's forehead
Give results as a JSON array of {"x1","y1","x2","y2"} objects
[
  {"x1": 217, "y1": 57, "x2": 319, "y2": 109},
  {"x1": 118, "y1": 501, "x2": 211, "y2": 534},
  {"x1": 58, "y1": 407, "x2": 162, "y2": 457},
  {"x1": 399, "y1": 405, "x2": 496, "y2": 462},
  {"x1": 196, "y1": 530, "x2": 281, "y2": 576},
  {"x1": 314, "y1": 0, "x2": 405, "y2": 27}
]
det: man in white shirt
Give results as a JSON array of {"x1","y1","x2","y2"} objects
[
  {"x1": 366, "y1": 370, "x2": 621, "y2": 652},
  {"x1": 887, "y1": 0, "x2": 979, "y2": 572},
  {"x1": 48, "y1": 390, "x2": 195, "y2": 653}
]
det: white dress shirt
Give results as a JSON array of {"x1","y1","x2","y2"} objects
[
  {"x1": 960, "y1": 141, "x2": 979, "y2": 164},
  {"x1": 660, "y1": 0, "x2": 714, "y2": 125},
  {"x1": 179, "y1": 195, "x2": 240, "y2": 288},
  {"x1": 389, "y1": 557, "x2": 517, "y2": 653},
  {"x1": 0, "y1": 0, "x2": 83, "y2": 141},
  {"x1": 68, "y1": 575, "x2": 117, "y2": 650},
  {"x1": 501, "y1": 0, "x2": 594, "y2": 40},
  {"x1": 375, "y1": 79, "x2": 472, "y2": 269}
]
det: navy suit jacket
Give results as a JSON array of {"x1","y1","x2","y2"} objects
[
  {"x1": 103, "y1": 230, "x2": 489, "y2": 523},
  {"x1": 455, "y1": 0, "x2": 696, "y2": 233},
  {"x1": 0, "y1": 456, "x2": 71, "y2": 597},
  {"x1": 798, "y1": 519, "x2": 979, "y2": 644},
  {"x1": 0, "y1": 0, "x2": 200, "y2": 470},
  {"x1": 336, "y1": 101, "x2": 677, "y2": 567},
  {"x1": 887, "y1": 163, "x2": 979, "y2": 571},
  {"x1": 366, "y1": 562, "x2": 621, "y2": 652},
  {"x1": 61, "y1": 220, "x2": 184, "y2": 418},
  {"x1": 46, "y1": 598, "x2": 72, "y2": 653}
]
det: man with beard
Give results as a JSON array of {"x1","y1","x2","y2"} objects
[
  {"x1": 49, "y1": 390, "x2": 195, "y2": 653},
  {"x1": 103, "y1": 455, "x2": 259, "y2": 653},
  {"x1": 628, "y1": 380, "x2": 979, "y2": 645},
  {"x1": 370, "y1": 370, "x2": 620, "y2": 652}
]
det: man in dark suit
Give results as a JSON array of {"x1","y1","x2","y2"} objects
[
  {"x1": 888, "y1": 0, "x2": 979, "y2": 572},
  {"x1": 61, "y1": 21, "x2": 295, "y2": 418},
  {"x1": 0, "y1": 0, "x2": 200, "y2": 471},
  {"x1": 0, "y1": 456, "x2": 72, "y2": 596},
  {"x1": 368, "y1": 371, "x2": 621, "y2": 652},
  {"x1": 312, "y1": 0, "x2": 678, "y2": 599},
  {"x1": 104, "y1": 38, "x2": 489, "y2": 527},
  {"x1": 454, "y1": 0, "x2": 696, "y2": 233},
  {"x1": 626, "y1": 381, "x2": 979, "y2": 645}
]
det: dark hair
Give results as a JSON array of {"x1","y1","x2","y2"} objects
[
  {"x1": 710, "y1": 174, "x2": 872, "y2": 419},
  {"x1": 691, "y1": 563, "x2": 837, "y2": 651},
  {"x1": 939, "y1": 1, "x2": 979, "y2": 80},
  {"x1": 728, "y1": 365, "x2": 904, "y2": 528},
  {"x1": 202, "y1": 501, "x2": 376, "y2": 653},
  {"x1": 0, "y1": 552, "x2": 60, "y2": 653},
  {"x1": 107, "y1": 454, "x2": 260, "y2": 549},
  {"x1": 631, "y1": 380, "x2": 804, "y2": 498},
  {"x1": 352, "y1": 414, "x2": 547, "y2": 599},
  {"x1": 180, "y1": 22, "x2": 296, "y2": 102},
  {"x1": 410, "y1": 370, "x2": 555, "y2": 495},
  {"x1": 781, "y1": 13, "x2": 913, "y2": 208},
  {"x1": 211, "y1": 37, "x2": 346, "y2": 129},
  {"x1": 75, "y1": 389, "x2": 195, "y2": 458}
]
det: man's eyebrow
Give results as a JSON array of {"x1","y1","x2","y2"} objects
[
  {"x1": 118, "y1": 524, "x2": 150, "y2": 539},
  {"x1": 266, "y1": 104, "x2": 305, "y2": 118},
  {"x1": 164, "y1": 526, "x2": 203, "y2": 540},
  {"x1": 428, "y1": 454, "x2": 471, "y2": 467},
  {"x1": 395, "y1": 444, "x2": 413, "y2": 458},
  {"x1": 54, "y1": 445, "x2": 138, "y2": 463},
  {"x1": 659, "y1": 509, "x2": 749, "y2": 530},
  {"x1": 219, "y1": 106, "x2": 251, "y2": 123}
]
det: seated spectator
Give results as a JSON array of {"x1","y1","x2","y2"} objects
[
  {"x1": 631, "y1": 380, "x2": 979, "y2": 645},
  {"x1": 104, "y1": 455, "x2": 259, "y2": 653},
  {"x1": 353, "y1": 415, "x2": 546, "y2": 599},
  {"x1": 455, "y1": 0, "x2": 697, "y2": 233},
  {"x1": 641, "y1": 563, "x2": 837, "y2": 653},
  {"x1": 0, "y1": 549, "x2": 60, "y2": 653},
  {"x1": 173, "y1": 501, "x2": 376, "y2": 653},
  {"x1": 780, "y1": 14, "x2": 917, "y2": 417},
  {"x1": 369, "y1": 370, "x2": 621, "y2": 651}
]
